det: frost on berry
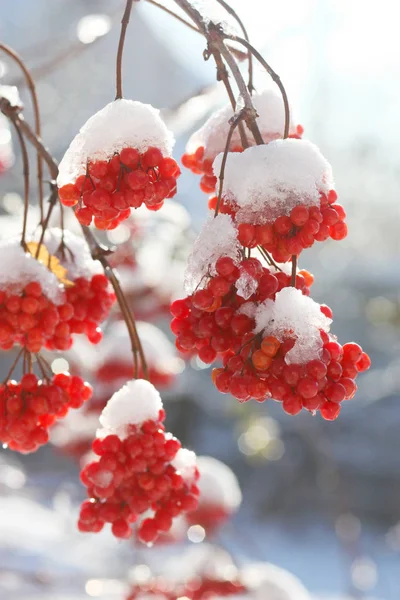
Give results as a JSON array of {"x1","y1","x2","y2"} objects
[
  {"x1": 254, "y1": 288, "x2": 331, "y2": 364},
  {"x1": 57, "y1": 100, "x2": 179, "y2": 229},
  {"x1": 187, "y1": 456, "x2": 242, "y2": 532},
  {"x1": 184, "y1": 214, "x2": 240, "y2": 294},
  {"x1": 78, "y1": 379, "x2": 199, "y2": 543},
  {"x1": 182, "y1": 87, "x2": 303, "y2": 194}
]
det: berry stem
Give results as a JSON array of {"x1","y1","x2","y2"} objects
[
  {"x1": 3, "y1": 348, "x2": 24, "y2": 384},
  {"x1": 0, "y1": 98, "x2": 58, "y2": 180},
  {"x1": 145, "y1": 0, "x2": 201, "y2": 34},
  {"x1": 115, "y1": 0, "x2": 134, "y2": 100},
  {"x1": 291, "y1": 254, "x2": 297, "y2": 287},
  {"x1": 10, "y1": 119, "x2": 30, "y2": 248},
  {"x1": 81, "y1": 226, "x2": 148, "y2": 380},
  {"x1": 223, "y1": 34, "x2": 290, "y2": 139},
  {"x1": 0, "y1": 44, "x2": 44, "y2": 224},
  {"x1": 214, "y1": 111, "x2": 244, "y2": 217},
  {"x1": 35, "y1": 184, "x2": 59, "y2": 259},
  {"x1": 172, "y1": 0, "x2": 260, "y2": 146},
  {"x1": 257, "y1": 245, "x2": 283, "y2": 272},
  {"x1": 214, "y1": 0, "x2": 254, "y2": 93}
]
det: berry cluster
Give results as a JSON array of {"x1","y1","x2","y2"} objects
[
  {"x1": 171, "y1": 255, "x2": 312, "y2": 365},
  {"x1": 126, "y1": 576, "x2": 246, "y2": 599},
  {"x1": 230, "y1": 190, "x2": 347, "y2": 263},
  {"x1": 78, "y1": 411, "x2": 199, "y2": 543},
  {"x1": 0, "y1": 371, "x2": 92, "y2": 453},
  {"x1": 212, "y1": 329, "x2": 370, "y2": 420},
  {"x1": 0, "y1": 274, "x2": 114, "y2": 353},
  {"x1": 58, "y1": 147, "x2": 180, "y2": 230}
]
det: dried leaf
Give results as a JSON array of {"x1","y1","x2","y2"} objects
[{"x1": 26, "y1": 242, "x2": 74, "y2": 287}]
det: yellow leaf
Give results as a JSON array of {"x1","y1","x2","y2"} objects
[{"x1": 26, "y1": 242, "x2": 74, "y2": 287}]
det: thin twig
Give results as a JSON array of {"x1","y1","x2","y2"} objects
[
  {"x1": 0, "y1": 44, "x2": 44, "y2": 223},
  {"x1": 257, "y1": 245, "x2": 283, "y2": 272},
  {"x1": 11, "y1": 120, "x2": 30, "y2": 248},
  {"x1": 291, "y1": 254, "x2": 297, "y2": 287},
  {"x1": 115, "y1": 0, "x2": 134, "y2": 100},
  {"x1": 214, "y1": 111, "x2": 245, "y2": 216},
  {"x1": 214, "y1": 0, "x2": 254, "y2": 92},
  {"x1": 3, "y1": 348, "x2": 24, "y2": 383},
  {"x1": 223, "y1": 33, "x2": 290, "y2": 139},
  {"x1": 145, "y1": 0, "x2": 201, "y2": 33},
  {"x1": 35, "y1": 185, "x2": 58, "y2": 257},
  {"x1": 82, "y1": 227, "x2": 148, "y2": 380},
  {"x1": 0, "y1": 99, "x2": 58, "y2": 180}
]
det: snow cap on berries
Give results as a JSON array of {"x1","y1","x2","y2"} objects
[
  {"x1": 184, "y1": 214, "x2": 240, "y2": 293},
  {"x1": 98, "y1": 379, "x2": 163, "y2": 439},
  {"x1": 187, "y1": 87, "x2": 298, "y2": 158},
  {"x1": 58, "y1": 99, "x2": 174, "y2": 187},
  {"x1": 254, "y1": 288, "x2": 331, "y2": 364},
  {"x1": 213, "y1": 139, "x2": 333, "y2": 224},
  {"x1": 172, "y1": 448, "x2": 197, "y2": 482},
  {"x1": 39, "y1": 228, "x2": 103, "y2": 280},
  {"x1": 0, "y1": 238, "x2": 64, "y2": 304},
  {"x1": 196, "y1": 456, "x2": 242, "y2": 512}
]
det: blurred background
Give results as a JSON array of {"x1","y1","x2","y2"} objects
[{"x1": 0, "y1": 0, "x2": 399, "y2": 598}]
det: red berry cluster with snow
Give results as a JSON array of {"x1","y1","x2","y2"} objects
[
  {"x1": 57, "y1": 100, "x2": 180, "y2": 230},
  {"x1": 0, "y1": 371, "x2": 92, "y2": 453},
  {"x1": 172, "y1": 210, "x2": 370, "y2": 419},
  {"x1": 0, "y1": 233, "x2": 114, "y2": 352},
  {"x1": 182, "y1": 88, "x2": 303, "y2": 196},
  {"x1": 170, "y1": 215, "x2": 312, "y2": 365},
  {"x1": 78, "y1": 380, "x2": 199, "y2": 543},
  {"x1": 213, "y1": 288, "x2": 370, "y2": 419},
  {"x1": 213, "y1": 139, "x2": 347, "y2": 262}
]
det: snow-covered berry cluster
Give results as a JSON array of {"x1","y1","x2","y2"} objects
[
  {"x1": 0, "y1": 234, "x2": 114, "y2": 353},
  {"x1": 176, "y1": 200, "x2": 369, "y2": 420},
  {"x1": 212, "y1": 139, "x2": 347, "y2": 262},
  {"x1": 78, "y1": 380, "x2": 199, "y2": 543},
  {"x1": 182, "y1": 88, "x2": 303, "y2": 196},
  {"x1": 58, "y1": 100, "x2": 179, "y2": 230},
  {"x1": 170, "y1": 215, "x2": 312, "y2": 363},
  {"x1": 0, "y1": 370, "x2": 92, "y2": 453},
  {"x1": 212, "y1": 288, "x2": 370, "y2": 419}
]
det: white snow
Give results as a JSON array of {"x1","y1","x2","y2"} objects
[
  {"x1": 237, "y1": 302, "x2": 257, "y2": 319},
  {"x1": 171, "y1": 448, "x2": 197, "y2": 482},
  {"x1": 37, "y1": 228, "x2": 103, "y2": 280},
  {"x1": 242, "y1": 563, "x2": 311, "y2": 600},
  {"x1": 196, "y1": 456, "x2": 242, "y2": 512},
  {"x1": 187, "y1": 87, "x2": 298, "y2": 158},
  {"x1": 0, "y1": 85, "x2": 22, "y2": 108},
  {"x1": 57, "y1": 99, "x2": 174, "y2": 187},
  {"x1": 0, "y1": 114, "x2": 14, "y2": 170},
  {"x1": 184, "y1": 214, "x2": 241, "y2": 294},
  {"x1": 0, "y1": 238, "x2": 65, "y2": 304},
  {"x1": 254, "y1": 288, "x2": 331, "y2": 364},
  {"x1": 98, "y1": 379, "x2": 163, "y2": 439},
  {"x1": 213, "y1": 139, "x2": 334, "y2": 225}
]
